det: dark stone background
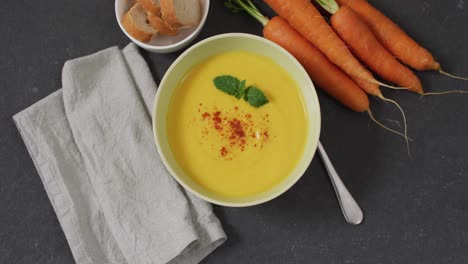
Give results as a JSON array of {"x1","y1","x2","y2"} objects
[{"x1": 1, "y1": 0, "x2": 468, "y2": 263}]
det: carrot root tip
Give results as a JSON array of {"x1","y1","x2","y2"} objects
[
  {"x1": 439, "y1": 69, "x2": 468, "y2": 81},
  {"x1": 422, "y1": 90, "x2": 468, "y2": 96},
  {"x1": 376, "y1": 95, "x2": 411, "y2": 156},
  {"x1": 374, "y1": 81, "x2": 409, "y2": 91},
  {"x1": 366, "y1": 109, "x2": 413, "y2": 142}
]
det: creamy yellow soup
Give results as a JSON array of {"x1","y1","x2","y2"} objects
[{"x1": 167, "y1": 51, "x2": 308, "y2": 198}]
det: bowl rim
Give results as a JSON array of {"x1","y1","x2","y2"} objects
[
  {"x1": 153, "y1": 33, "x2": 321, "y2": 207},
  {"x1": 115, "y1": 0, "x2": 210, "y2": 51}
]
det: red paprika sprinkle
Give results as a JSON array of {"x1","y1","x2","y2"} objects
[
  {"x1": 201, "y1": 112, "x2": 210, "y2": 119},
  {"x1": 197, "y1": 102, "x2": 270, "y2": 159},
  {"x1": 229, "y1": 119, "x2": 246, "y2": 138},
  {"x1": 220, "y1": 147, "x2": 228, "y2": 157},
  {"x1": 213, "y1": 111, "x2": 223, "y2": 131}
]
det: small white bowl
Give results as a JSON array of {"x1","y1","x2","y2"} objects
[
  {"x1": 153, "y1": 33, "x2": 322, "y2": 207},
  {"x1": 115, "y1": 0, "x2": 210, "y2": 53}
]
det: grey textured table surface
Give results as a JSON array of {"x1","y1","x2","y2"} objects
[{"x1": 2, "y1": 0, "x2": 468, "y2": 263}]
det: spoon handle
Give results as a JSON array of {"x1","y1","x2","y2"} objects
[{"x1": 317, "y1": 141, "x2": 364, "y2": 225}]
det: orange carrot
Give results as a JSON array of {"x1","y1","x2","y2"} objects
[
  {"x1": 322, "y1": 4, "x2": 423, "y2": 94},
  {"x1": 336, "y1": 0, "x2": 468, "y2": 81},
  {"x1": 263, "y1": 0, "x2": 385, "y2": 97},
  {"x1": 225, "y1": 0, "x2": 408, "y2": 139},
  {"x1": 225, "y1": 0, "x2": 369, "y2": 111},
  {"x1": 314, "y1": 0, "x2": 411, "y2": 149},
  {"x1": 264, "y1": 17, "x2": 369, "y2": 112}
]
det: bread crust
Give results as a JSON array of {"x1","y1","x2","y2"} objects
[
  {"x1": 121, "y1": 5, "x2": 154, "y2": 42},
  {"x1": 160, "y1": 0, "x2": 180, "y2": 28},
  {"x1": 148, "y1": 12, "x2": 178, "y2": 36},
  {"x1": 161, "y1": 0, "x2": 201, "y2": 28},
  {"x1": 137, "y1": 0, "x2": 161, "y2": 16}
]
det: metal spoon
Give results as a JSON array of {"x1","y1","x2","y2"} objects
[{"x1": 317, "y1": 142, "x2": 364, "y2": 225}]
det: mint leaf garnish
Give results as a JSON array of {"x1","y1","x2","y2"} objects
[
  {"x1": 244, "y1": 86, "x2": 269, "y2": 108},
  {"x1": 213, "y1": 75, "x2": 269, "y2": 108},
  {"x1": 214, "y1": 75, "x2": 241, "y2": 97},
  {"x1": 236, "y1": 80, "x2": 246, "y2": 99}
]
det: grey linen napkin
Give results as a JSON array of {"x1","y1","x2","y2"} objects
[{"x1": 13, "y1": 43, "x2": 226, "y2": 264}]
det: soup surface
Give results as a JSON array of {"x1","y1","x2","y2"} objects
[{"x1": 167, "y1": 51, "x2": 308, "y2": 197}]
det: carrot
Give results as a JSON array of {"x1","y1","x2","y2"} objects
[
  {"x1": 336, "y1": 0, "x2": 468, "y2": 81},
  {"x1": 266, "y1": 17, "x2": 372, "y2": 112},
  {"x1": 225, "y1": 0, "x2": 369, "y2": 111},
  {"x1": 225, "y1": 0, "x2": 409, "y2": 140},
  {"x1": 317, "y1": 1, "x2": 423, "y2": 94},
  {"x1": 311, "y1": 0, "x2": 410, "y2": 150},
  {"x1": 263, "y1": 0, "x2": 387, "y2": 97}
]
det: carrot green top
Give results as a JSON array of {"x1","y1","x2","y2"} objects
[
  {"x1": 316, "y1": 0, "x2": 339, "y2": 15},
  {"x1": 225, "y1": 0, "x2": 269, "y2": 26}
]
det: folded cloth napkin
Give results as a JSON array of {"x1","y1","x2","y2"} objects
[{"x1": 13, "y1": 43, "x2": 226, "y2": 264}]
